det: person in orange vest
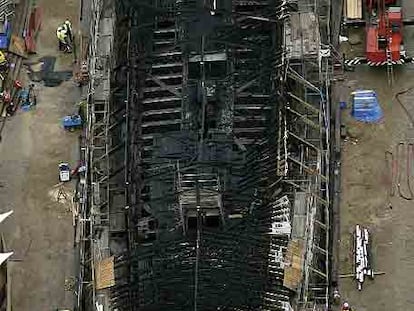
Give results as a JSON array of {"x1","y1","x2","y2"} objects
[{"x1": 341, "y1": 302, "x2": 352, "y2": 311}]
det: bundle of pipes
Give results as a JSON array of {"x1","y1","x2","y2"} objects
[{"x1": 354, "y1": 224, "x2": 373, "y2": 290}]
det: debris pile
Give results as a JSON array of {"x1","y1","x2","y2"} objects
[{"x1": 354, "y1": 224, "x2": 373, "y2": 290}]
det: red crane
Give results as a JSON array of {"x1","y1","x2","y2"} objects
[{"x1": 365, "y1": 0, "x2": 404, "y2": 64}]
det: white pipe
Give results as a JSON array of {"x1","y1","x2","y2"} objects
[
  {"x1": 363, "y1": 245, "x2": 367, "y2": 266},
  {"x1": 356, "y1": 225, "x2": 375, "y2": 288},
  {"x1": 364, "y1": 228, "x2": 369, "y2": 243}
]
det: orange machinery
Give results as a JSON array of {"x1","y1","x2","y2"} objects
[{"x1": 365, "y1": 0, "x2": 404, "y2": 63}]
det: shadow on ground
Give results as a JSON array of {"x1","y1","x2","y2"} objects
[{"x1": 25, "y1": 56, "x2": 72, "y2": 87}]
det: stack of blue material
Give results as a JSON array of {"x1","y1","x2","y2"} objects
[
  {"x1": 351, "y1": 90, "x2": 383, "y2": 123},
  {"x1": 0, "y1": 20, "x2": 11, "y2": 50}
]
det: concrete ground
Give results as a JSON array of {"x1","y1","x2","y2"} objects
[
  {"x1": 0, "y1": 0, "x2": 80, "y2": 310},
  {"x1": 338, "y1": 1, "x2": 414, "y2": 310}
]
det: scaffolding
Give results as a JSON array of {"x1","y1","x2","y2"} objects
[
  {"x1": 277, "y1": 1, "x2": 332, "y2": 310},
  {"x1": 77, "y1": 0, "x2": 128, "y2": 310}
]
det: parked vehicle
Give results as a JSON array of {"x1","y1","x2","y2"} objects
[{"x1": 58, "y1": 163, "x2": 71, "y2": 182}]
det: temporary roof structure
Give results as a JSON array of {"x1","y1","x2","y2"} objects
[
  {"x1": 0, "y1": 211, "x2": 13, "y2": 224},
  {"x1": 0, "y1": 252, "x2": 12, "y2": 266},
  {"x1": 0, "y1": 211, "x2": 14, "y2": 264}
]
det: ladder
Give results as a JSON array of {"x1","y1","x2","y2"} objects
[
  {"x1": 385, "y1": 9, "x2": 394, "y2": 86},
  {"x1": 386, "y1": 45, "x2": 393, "y2": 85}
]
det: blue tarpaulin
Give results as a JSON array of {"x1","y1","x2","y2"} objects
[
  {"x1": 0, "y1": 21, "x2": 11, "y2": 50},
  {"x1": 351, "y1": 90, "x2": 383, "y2": 123},
  {"x1": 62, "y1": 115, "x2": 82, "y2": 130}
]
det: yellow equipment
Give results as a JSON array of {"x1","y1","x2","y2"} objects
[
  {"x1": 64, "y1": 20, "x2": 72, "y2": 33},
  {"x1": 0, "y1": 51, "x2": 6, "y2": 65},
  {"x1": 57, "y1": 28, "x2": 67, "y2": 43}
]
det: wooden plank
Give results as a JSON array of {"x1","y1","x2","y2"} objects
[
  {"x1": 95, "y1": 256, "x2": 115, "y2": 290},
  {"x1": 6, "y1": 262, "x2": 11, "y2": 311},
  {"x1": 283, "y1": 239, "x2": 305, "y2": 290},
  {"x1": 357, "y1": 0, "x2": 362, "y2": 20},
  {"x1": 345, "y1": 0, "x2": 362, "y2": 19},
  {"x1": 8, "y1": 35, "x2": 27, "y2": 58},
  {"x1": 285, "y1": 12, "x2": 320, "y2": 59}
]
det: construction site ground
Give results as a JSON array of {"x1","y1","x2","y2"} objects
[
  {"x1": 0, "y1": 0, "x2": 79, "y2": 310},
  {"x1": 338, "y1": 1, "x2": 414, "y2": 310}
]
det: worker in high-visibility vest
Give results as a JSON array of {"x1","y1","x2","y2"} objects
[
  {"x1": 0, "y1": 51, "x2": 7, "y2": 66},
  {"x1": 0, "y1": 50, "x2": 8, "y2": 72},
  {"x1": 56, "y1": 26, "x2": 65, "y2": 51},
  {"x1": 56, "y1": 26, "x2": 69, "y2": 52},
  {"x1": 63, "y1": 19, "x2": 73, "y2": 43}
]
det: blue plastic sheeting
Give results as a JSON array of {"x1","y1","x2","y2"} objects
[
  {"x1": 21, "y1": 104, "x2": 32, "y2": 112},
  {"x1": 0, "y1": 21, "x2": 11, "y2": 50},
  {"x1": 351, "y1": 90, "x2": 383, "y2": 123},
  {"x1": 62, "y1": 115, "x2": 82, "y2": 129},
  {"x1": 0, "y1": 35, "x2": 8, "y2": 49}
]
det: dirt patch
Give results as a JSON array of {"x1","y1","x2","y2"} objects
[
  {"x1": 338, "y1": 55, "x2": 414, "y2": 311},
  {"x1": 0, "y1": 0, "x2": 80, "y2": 310}
]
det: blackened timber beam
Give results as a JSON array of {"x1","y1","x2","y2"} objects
[
  {"x1": 217, "y1": 7, "x2": 283, "y2": 23},
  {"x1": 95, "y1": 142, "x2": 125, "y2": 162},
  {"x1": 287, "y1": 155, "x2": 326, "y2": 180},
  {"x1": 288, "y1": 91, "x2": 320, "y2": 114},
  {"x1": 96, "y1": 164, "x2": 125, "y2": 183},
  {"x1": 109, "y1": 165, "x2": 126, "y2": 179},
  {"x1": 93, "y1": 123, "x2": 106, "y2": 136},
  {"x1": 267, "y1": 176, "x2": 283, "y2": 190},
  {"x1": 96, "y1": 200, "x2": 109, "y2": 211},
  {"x1": 95, "y1": 120, "x2": 124, "y2": 138},
  {"x1": 210, "y1": 39, "x2": 273, "y2": 52},
  {"x1": 287, "y1": 67, "x2": 321, "y2": 93},
  {"x1": 287, "y1": 131, "x2": 319, "y2": 150},
  {"x1": 108, "y1": 187, "x2": 126, "y2": 194},
  {"x1": 107, "y1": 120, "x2": 123, "y2": 132},
  {"x1": 236, "y1": 78, "x2": 258, "y2": 94},
  {"x1": 125, "y1": 0, "x2": 175, "y2": 15},
  {"x1": 148, "y1": 74, "x2": 182, "y2": 97},
  {"x1": 108, "y1": 105, "x2": 126, "y2": 119},
  {"x1": 242, "y1": 15, "x2": 279, "y2": 23},
  {"x1": 286, "y1": 107, "x2": 321, "y2": 130},
  {"x1": 309, "y1": 266, "x2": 327, "y2": 279},
  {"x1": 233, "y1": 135, "x2": 247, "y2": 152}
]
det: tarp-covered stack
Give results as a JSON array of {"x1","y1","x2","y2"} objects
[{"x1": 351, "y1": 90, "x2": 383, "y2": 123}]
